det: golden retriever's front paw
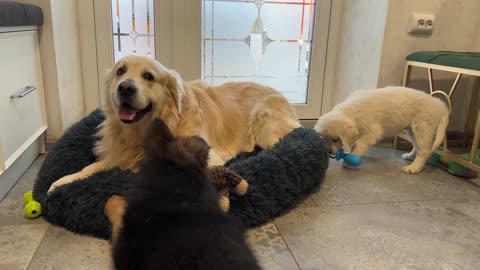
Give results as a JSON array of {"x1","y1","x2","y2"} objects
[
  {"x1": 402, "y1": 164, "x2": 422, "y2": 174},
  {"x1": 47, "y1": 181, "x2": 61, "y2": 194},
  {"x1": 48, "y1": 175, "x2": 77, "y2": 194}
]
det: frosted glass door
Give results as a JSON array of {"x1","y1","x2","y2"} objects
[{"x1": 202, "y1": 0, "x2": 317, "y2": 104}]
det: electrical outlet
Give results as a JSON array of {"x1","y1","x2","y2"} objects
[{"x1": 409, "y1": 13, "x2": 435, "y2": 35}]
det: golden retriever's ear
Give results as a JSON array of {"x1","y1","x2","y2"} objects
[
  {"x1": 104, "y1": 68, "x2": 114, "y2": 88},
  {"x1": 166, "y1": 69, "x2": 185, "y2": 113},
  {"x1": 339, "y1": 125, "x2": 359, "y2": 153}
]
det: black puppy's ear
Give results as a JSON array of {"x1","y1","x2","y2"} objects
[
  {"x1": 143, "y1": 119, "x2": 174, "y2": 157},
  {"x1": 172, "y1": 136, "x2": 211, "y2": 167}
]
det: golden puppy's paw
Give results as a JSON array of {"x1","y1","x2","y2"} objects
[
  {"x1": 342, "y1": 161, "x2": 359, "y2": 170},
  {"x1": 401, "y1": 153, "x2": 415, "y2": 161},
  {"x1": 401, "y1": 164, "x2": 422, "y2": 174}
]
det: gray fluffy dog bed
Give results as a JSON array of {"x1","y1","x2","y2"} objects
[{"x1": 33, "y1": 109, "x2": 329, "y2": 239}]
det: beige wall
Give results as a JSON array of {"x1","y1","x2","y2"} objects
[
  {"x1": 476, "y1": 30, "x2": 480, "y2": 48},
  {"x1": 19, "y1": 0, "x2": 85, "y2": 140},
  {"x1": 332, "y1": 0, "x2": 389, "y2": 104},
  {"x1": 50, "y1": 0, "x2": 85, "y2": 130}
]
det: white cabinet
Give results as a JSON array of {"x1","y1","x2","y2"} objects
[{"x1": 0, "y1": 28, "x2": 47, "y2": 198}]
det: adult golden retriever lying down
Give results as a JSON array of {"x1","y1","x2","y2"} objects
[{"x1": 48, "y1": 55, "x2": 300, "y2": 192}]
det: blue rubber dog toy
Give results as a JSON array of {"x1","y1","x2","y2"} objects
[{"x1": 330, "y1": 148, "x2": 362, "y2": 166}]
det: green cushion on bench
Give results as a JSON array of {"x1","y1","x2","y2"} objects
[{"x1": 407, "y1": 51, "x2": 480, "y2": 71}]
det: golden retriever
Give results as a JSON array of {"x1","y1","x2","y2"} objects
[
  {"x1": 48, "y1": 55, "x2": 300, "y2": 192},
  {"x1": 314, "y1": 86, "x2": 449, "y2": 173}
]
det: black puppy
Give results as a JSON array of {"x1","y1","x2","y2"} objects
[{"x1": 104, "y1": 119, "x2": 260, "y2": 270}]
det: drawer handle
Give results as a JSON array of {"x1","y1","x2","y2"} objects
[{"x1": 11, "y1": 86, "x2": 37, "y2": 98}]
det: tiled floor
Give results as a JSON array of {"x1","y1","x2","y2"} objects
[{"x1": 1, "y1": 146, "x2": 480, "y2": 270}]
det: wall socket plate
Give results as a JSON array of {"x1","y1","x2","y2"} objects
[{"x1": 409, "y1": 13, "x2": 435, "y2": 35}]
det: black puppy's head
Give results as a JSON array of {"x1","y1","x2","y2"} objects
[{"x1": 143, "y1": 119, "x2": 211, "y2": 168}]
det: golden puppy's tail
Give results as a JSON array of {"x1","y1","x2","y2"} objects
[{"x1": 431, "y1": 112, "x2": 449, "y2": 151}]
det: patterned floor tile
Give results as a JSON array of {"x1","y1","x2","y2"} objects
[
  {"x1": 27, "y1": 226, "x2": 112, "y2": 270},
  {"x1": 275, "y1": 202, "x2": 480, "y2": 270},
  {"x1": 246, "y1": 222, "x2": 300, "y2": 270},
  {"x1": 0, "y1": 224, "x2": 49, "y2": 270}
]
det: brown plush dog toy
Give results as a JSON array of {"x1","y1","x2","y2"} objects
[{"x1": 209, "y1": 166, "x2": 249, "y2": 212}]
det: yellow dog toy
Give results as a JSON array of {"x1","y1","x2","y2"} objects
[{"x1": 23, "y1": 191, "x2": 42, "y2": 219}]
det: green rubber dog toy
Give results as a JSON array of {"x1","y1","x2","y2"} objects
[{"x1": 23, "y1": 191, "x2": 42, "y2": 219}]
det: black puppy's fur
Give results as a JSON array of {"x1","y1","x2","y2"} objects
[{"x1": 112, "y1": 119, "x2": 260, "y2": 270}]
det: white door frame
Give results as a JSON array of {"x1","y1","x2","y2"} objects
[
  {"x1": 297, "y1": 0, "x2": 331, "y2": 119},
  {"x1": 78, "y1": 0, "x2": 336, "y2": 119}
]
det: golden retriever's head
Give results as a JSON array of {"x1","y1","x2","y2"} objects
[
  {"x1": 104, "y1": 55, "x2": 184, "y2": 125},
  {"x1": 314, "y1": 113, "x2": 359, "y2": 154}
]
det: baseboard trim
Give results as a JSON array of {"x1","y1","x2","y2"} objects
[
  {"x1": 0, "y1": 139, "x2": 39, "y2": 200},
  {"x1": 46, "y1": 139, "x2": 57, "y2": 153},
  {"x1": 300, "y1": 119, "x2": 318, "y2": 129}
]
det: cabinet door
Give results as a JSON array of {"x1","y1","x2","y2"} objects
[{"x1": 0, "y1": 31, "x2": 47, "y2": 173}]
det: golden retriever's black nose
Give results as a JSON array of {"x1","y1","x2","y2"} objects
[{"x1": 118, "y1": 80, "x2": 137, "y2": 98}]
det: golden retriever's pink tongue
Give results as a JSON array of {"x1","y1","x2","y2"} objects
[{"x1": 119, "y1": 105, "x2": 139, "y2": 121}]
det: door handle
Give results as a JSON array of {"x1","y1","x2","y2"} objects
[{"x1": 11, "y1": 86, "x2": 37, "y2": 98}]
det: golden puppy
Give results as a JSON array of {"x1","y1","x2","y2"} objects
[
  {"x1": 314, "y1": 86, "x2": 449, "y2": 173},
  {"x1": 48, "y1": 55, "x2": 300, "y2": 192}
]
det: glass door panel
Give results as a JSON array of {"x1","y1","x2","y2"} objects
[
  {"x1": 202, "y1": 0, "x2": 317, "y2": 104},
  {"x1": 111, "y1": 0, "x2": 155, "y2": 62}
]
